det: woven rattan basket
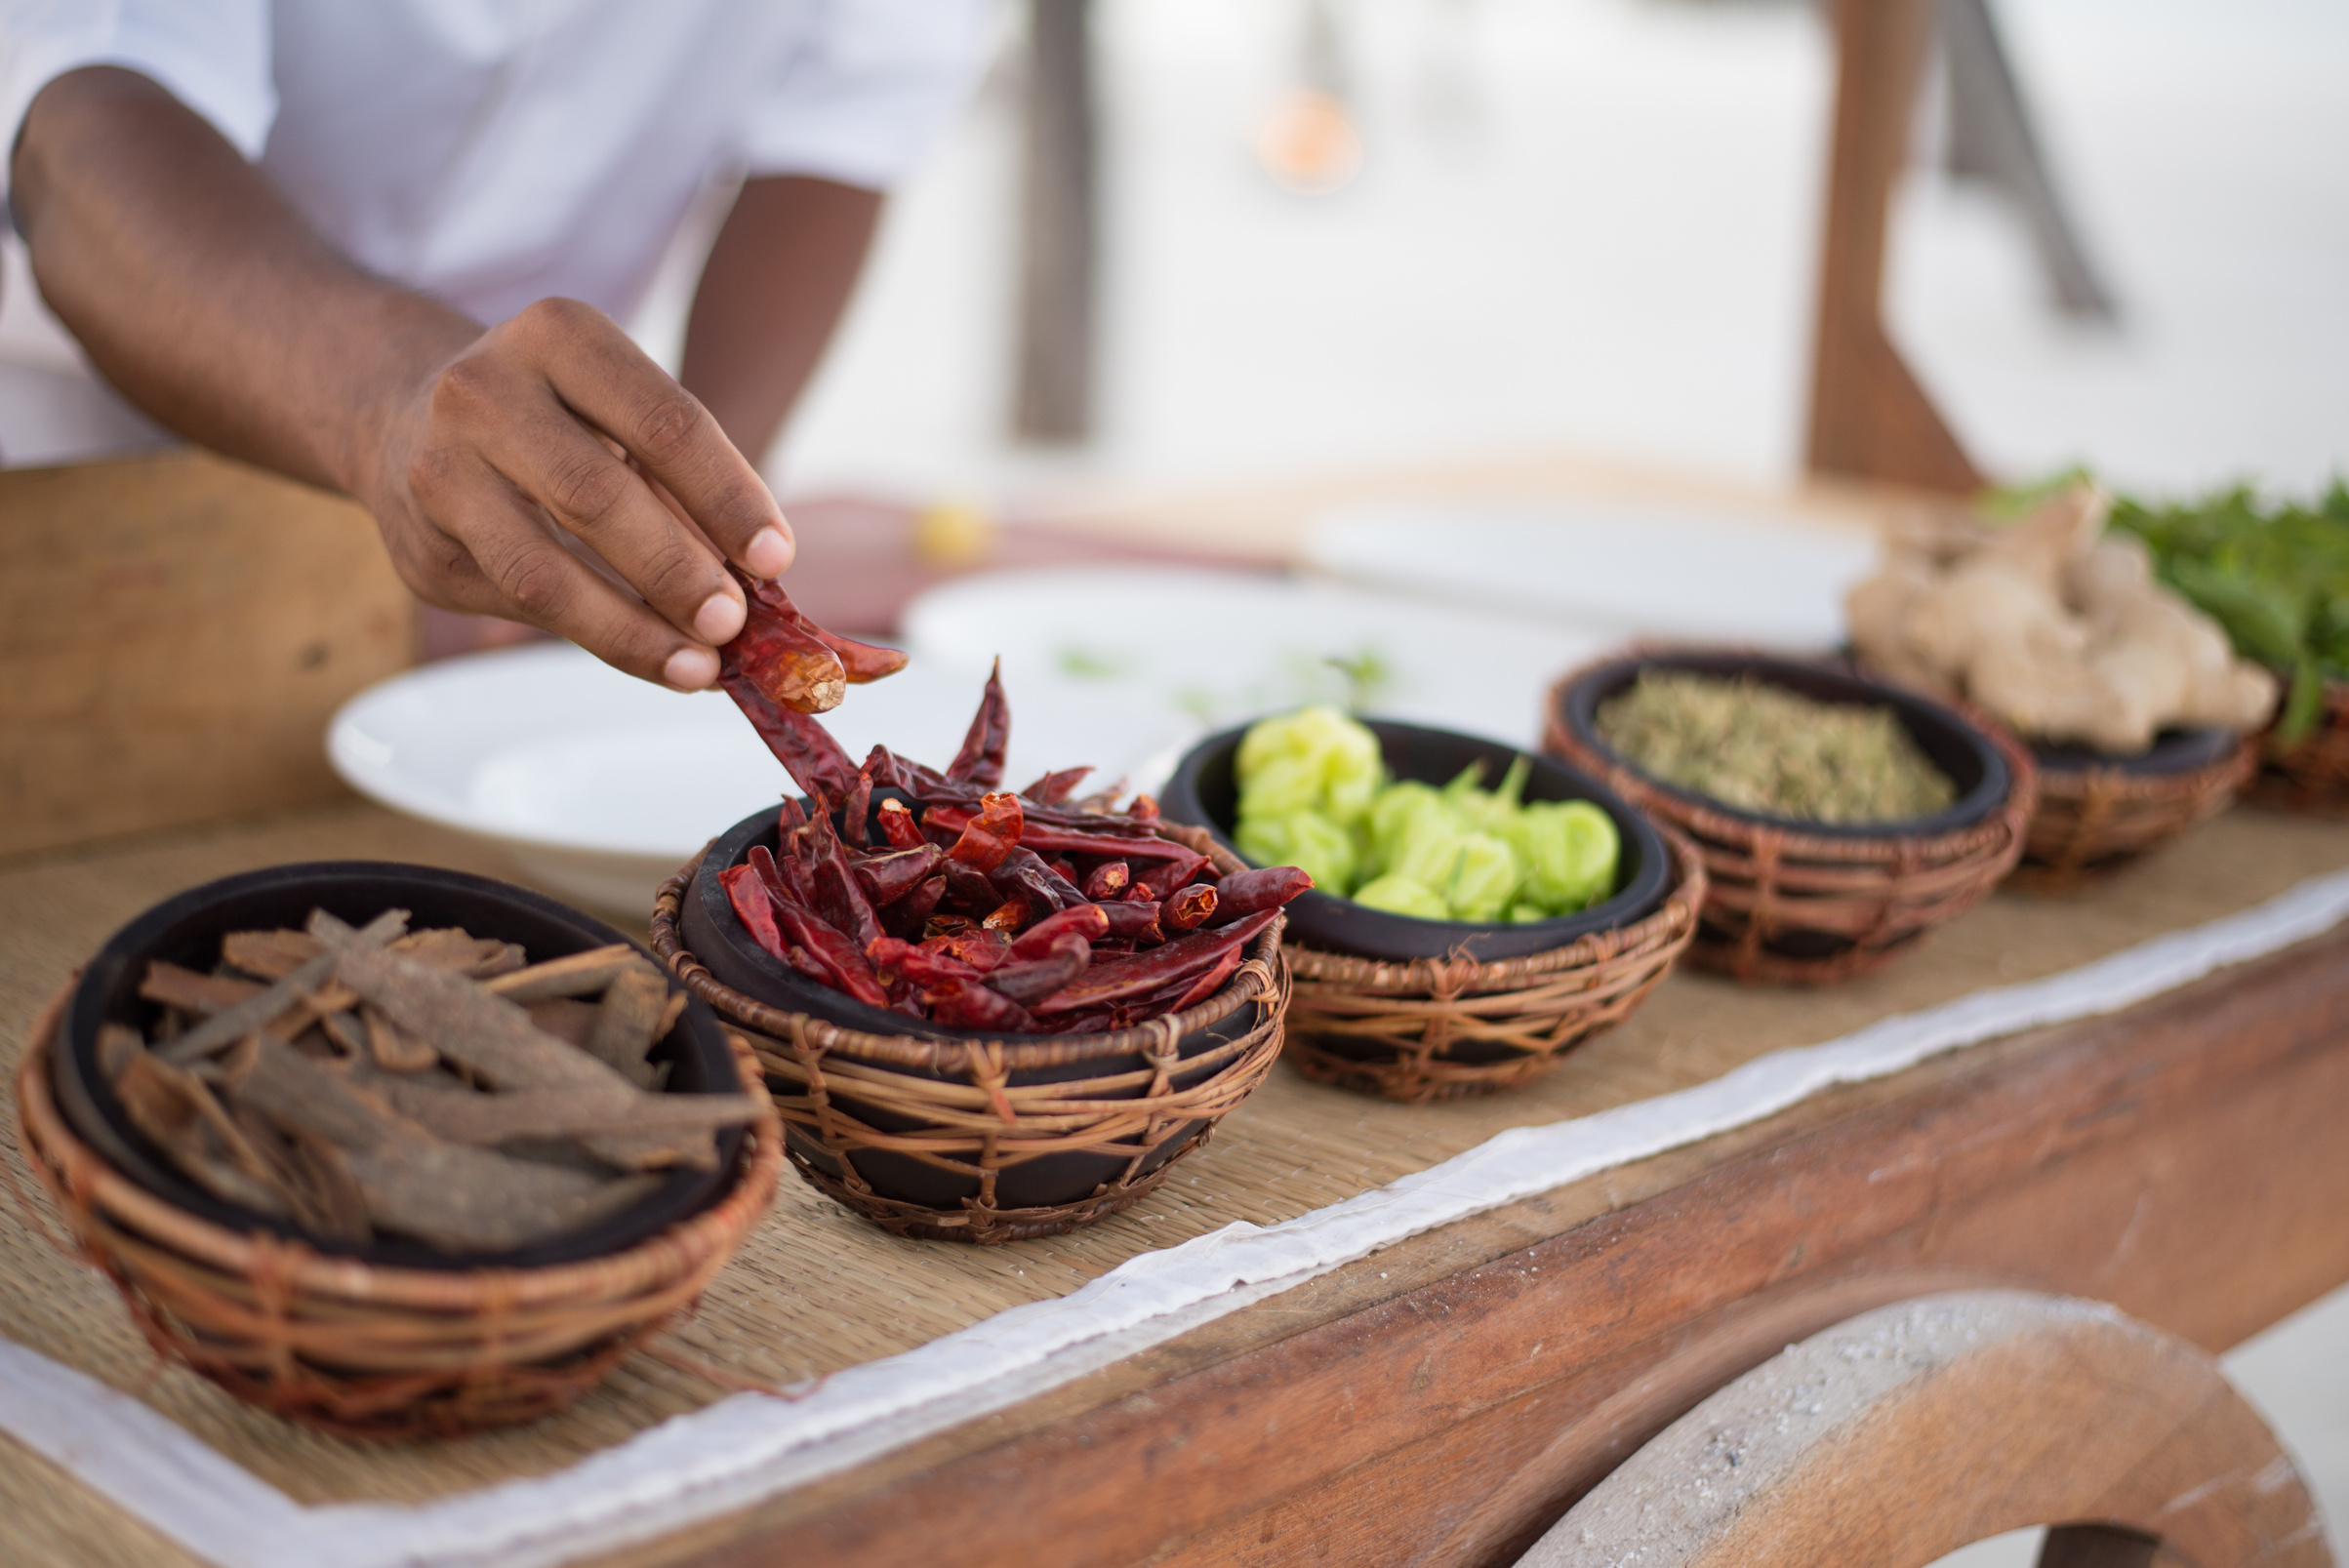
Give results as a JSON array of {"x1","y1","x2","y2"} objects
[
  {"x1": 1545, "y1": 673, "x2": 2036, "y2": 985},
  {"x1": 1282, "y1": 829, "x2": 1705, "y2": 1103},
  {"x1": 651, "y1": 839, "x2": 1290, "y2": 1246},
  {"x1": 2013, "y1": 738, "x2": 2254, "y2": 891},
  {"x1": 2250, "y1": 679, "x2": 2349, "y2": 813},
  {"x1": 13, "y1": 985, "x2": 783, "y2": 1440}
]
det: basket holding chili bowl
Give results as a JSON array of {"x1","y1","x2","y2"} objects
[{"x1": 650, "y1": 581, "x2": 1305, "y2": 1244}]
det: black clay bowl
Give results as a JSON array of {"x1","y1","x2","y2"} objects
[
  {"x1": 2030, "y1": 726, "x2": 2241, "y2": 777},
  {"x1": 1160, "y1": 718, "x2": 1672, "y2": 965},
  {"x1": 682, "y1": 808, "x2": 1276, "y2": 1213},
  {"x1": 1557, "y1": 652, "x2": 2011, "y2": 837},
  {"x1": 58, "y1": 861, "x2": 746, "y2": 1271}
]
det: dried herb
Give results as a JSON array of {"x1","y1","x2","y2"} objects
[{"x1": 1596, "y1": 670, "x2": 1957, "y2": 825}]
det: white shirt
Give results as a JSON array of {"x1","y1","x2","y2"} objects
[{"x1": 0, "y1": 0, "x2": 992, "y2": 328}]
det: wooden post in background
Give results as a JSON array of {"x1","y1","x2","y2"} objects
[
  {"x1": 1805, "y1": 0, "x2": 1984, "y2": 494},
  {"x1": 1014, "y1": 0, "x2": 1098, "y2": 445}
]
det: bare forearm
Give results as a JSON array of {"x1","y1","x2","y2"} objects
[
  {"x1": 680, "y1": 175, "x2": 882, "y2": 462},
  {"x1": 10, "y1": 65, "x2": 796, "y2": 692},
  {"x1": 12, "y1": 66, "x2": 474, "y2": 501}
]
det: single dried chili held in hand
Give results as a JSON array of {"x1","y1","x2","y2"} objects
[
  {"x1": 1008, "y1": 903, "x2": 1111, "y2": 960},
  {"x1": 1204, "y1": 865, "x2": 1315, "y2": 920},
  {"x1": 809, "y1": 626, "x2": 910, "y2": 685},
  {"x1": 721, "y1": 574, "x2": 846, "y2": 714},
  {"x1": 1161, "y1": 883, "x2": 1218, "y2": 932},
  {"x1": 734, "y1": 571, "x2": 907, "y2": 692},
  {"x1": 945, "y1": 659, "x2": 1010, "y2": 788},
  {"x1": 719, "y1": 679, "x2": 862, "y2": 802},
  {"x1": 984, "y1": 933, "x2": 1093, "y2": 1004},
  {"x1": 1032, "y1": 908, "x2": 1277, "y2": 1015}
]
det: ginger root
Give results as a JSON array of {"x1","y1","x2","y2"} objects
[{"x1": 1846, "y1": 482, "x2": 2278, "y2": 755}]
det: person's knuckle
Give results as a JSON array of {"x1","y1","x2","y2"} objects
[
  {"x1": 496, "y1": 547, "x2": 572, "y2": 622},
  {"x1": 403, "y1": 440, "x2": 461, "y2": 503},
  {"x1": 428, "y1": 354, "x2": 498, "y2": 422},
  {"x1": 630, "y1": 389, "x2": 706, "y2": 466},
  {"x1": 544, "y1": 448, "x2": 629, "y2": 525}
]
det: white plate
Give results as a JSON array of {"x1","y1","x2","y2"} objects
[
  {"x1": 1303, "y1": 501, "x2": 1881, "y2": 650},
  {"x1": 901, "y1": 565, "x2": 1607, "y2": 784},
  {"x1": 328, "y1": 643, "x2": 1012, "y2": 916}
]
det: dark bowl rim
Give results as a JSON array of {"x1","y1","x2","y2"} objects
[
  {"x1": 1161, "y1": 714, "x2": 1675, "y2": 960},
  {"x1": 60, "y1": 858, "x2": 748, "y2": 1272},
  {"x1": 2027, "y1": 725, "x2": 2245, "y2": 778},
  {"x1": 675, "y1": 808, "x2": 1287, "y2": 1067},
  {"x1": 1556, "y1": 652, "x2": 2014, "y2": 839}
]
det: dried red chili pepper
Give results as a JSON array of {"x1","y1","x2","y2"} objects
[
  {"x1": 984, "y1": 932, "x2": 1092, "y2": 1004},
  {"x1": 880, "y1": 875, "x2": 948, "y2": 940},
  {"x1": 1031, "y1": 908, "x2": 1276, "y2": 1015},
  {"x1": 1126, "y1": 793, "x2": 1160, "y2": 823},
  {"x1": 923, "y1": 914, "x2": 975, "y2": 941},
  {"x1": 1209, "y1": 865, "x2": 1315, "y2": 920},
  {"x1": 1019, "y1": 766, "x2": 1093, "y2": 805},
  {"x1": 1047, "y1": 855, "x2": 1080, "y2": 885},
  {"x1": 808, "y1": 627, "x2": 909, "y2": 685},
  {"x1": 945, "y1": 659, "x2": 1010, "y2": 788},
  {"x1": 875, "y1": 796, "x2": 924, "y2": 850},
  {"x1": 981, "y1": 894, "x2": 1031, "y2": 933},
  {"x1": 720, "y1": 678, "x2": 861, "y2": 802},
  {"x1": 922, "y1": 977, "x2": 1037, "y2": 1032},
  {"x1": 948, "y1": 823, "x2": 1014, "y2": 873},
  {"x1": 802, "y1": 809, "x2": 884, "y2": 952},
  {"x1": 867, "y1": 936, "x2": 986, "y2": 989},
  {"x1": 721, "y1": 864, "x2": 789, "y2": 962},
  {"x1": 1162, "y1": 945, "x2": 1244, "y2": 1013},
  {"x1": 940, "y1": 861, "x2": 1000, "y2": 915},
  {"x1": 923, "y1": 927, "x2": 1011, "y2": 971},
  {"x1": 1081, "y1": 861, "x2": 1130, "y2": 902},
  {"x1": 722, "y1": 607, "x2": 844, "y2": 714},
  {"x1": 767, "y1": 897, "x2": 889, "y2": 1009},
  {"x1": 1135, "y1": 853, "x2": 1212, "y2": 900},
  {"x1": 850, "y1": 843, "x2": 943, "y2": 907},
  {"x1": 924, "y1": 808, "x2": 1193, "y2": 863},
  {"x1": 1095, "y1": 900, "x2": 1163, "y2": 945},
  {"x1": 1008, "y1": 903, "x2": 1110, "y2": 959},
  {"x1": 747, "y1": 843, "x2": 810, "y2": 913},
  {"x1": 838, "y1": 771, "x2": 873, "y2": 848},
  {"x1": 989, "y1": 846, "x2": 1085, "y2": 914},
  {"x1": 1161, "y1": 883, "x2": 1218, "y2": 932}
]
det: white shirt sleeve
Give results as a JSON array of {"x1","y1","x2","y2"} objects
[
  {"x1": 1, "y1": 0, "x2": 276, "y2": 215},
  {"x1": 733, "y1": 0, "x2": 996, "y2": 190}
]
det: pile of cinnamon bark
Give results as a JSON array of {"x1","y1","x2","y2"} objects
[{"x1": 103, "y1": 909, "x2": 762, "y2": 1255}]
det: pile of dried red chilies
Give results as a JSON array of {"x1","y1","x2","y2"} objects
[{"x1": 713, "y1": 586, "x2": 1310, "y2": 1034}]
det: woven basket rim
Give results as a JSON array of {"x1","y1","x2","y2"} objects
[
  {"x1": 1546, "y1": 670, "x2": 2040, "y2": 866},
  {"x1": 1286, "y1": 827, "x2": 1708, "y2": 990},
  {"x1": 653, "y1": 835, "x2": 1287, "y2": 1072},
  {"x1": 14, "y1": 984, "x2": 784, "y2": 1313},
  {"x1": 2031, "y1": 734, "x2": 2255, "y2": 804}
]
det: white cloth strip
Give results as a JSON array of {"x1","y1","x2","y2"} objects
[{"x1": 9, "y1": 867, "x2": 2349, "y2": 1568}]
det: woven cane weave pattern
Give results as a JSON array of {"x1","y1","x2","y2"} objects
[
  {"x1": 1281, "y1": 830, "x2": 1705, "y2": 1103},
  {"x1": 1545, "y1": 672, "x2": 2037, "y2": 985},
  {"x1": 2012, "y1": 738, "x2": 2254, "y2": 891},
  {"x1": 652, "y1": 853, "x2": 1291, "y2": 1246},
  {"x1": 13, "y1": 992, "x2": 783, "y2": 1440}
]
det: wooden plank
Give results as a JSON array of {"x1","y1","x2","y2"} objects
[
  {"x1": 621, "y1": 923, "x2": 2349, "y2": 1568},
  {"x1": 1805, "y1": 0, "x2": 1985, "y2": 493},
  {"x1": 0, "y1": 448, "x2": 414, "y2": 855}
]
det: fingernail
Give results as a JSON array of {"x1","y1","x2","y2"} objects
[
  {"x1": 693, "y1": 590, "x2": 746, "y2": 644},
  {"x1": 745, "y1": 525, "x2": 793, "y2": 578},
  {"x1": 663, "y1": 646, "x2": 719, "y2": 691}
]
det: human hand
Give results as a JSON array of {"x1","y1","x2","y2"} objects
[{"x1": 362, "y1": 298, "x2": 795, "y2": 690}]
